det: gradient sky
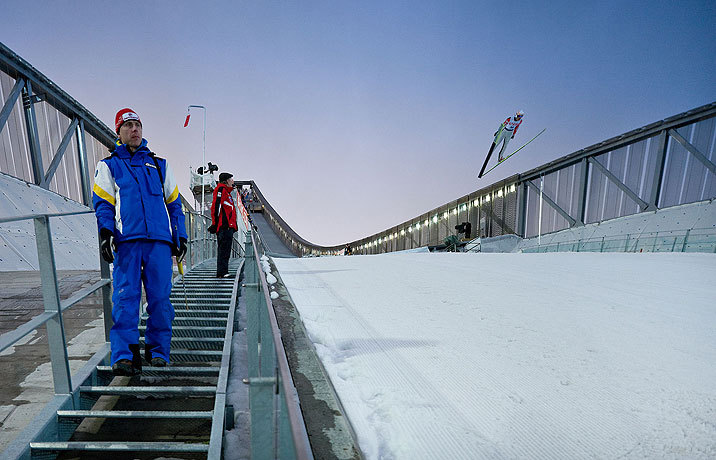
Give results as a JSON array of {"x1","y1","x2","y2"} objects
[{"x1": 2, "y1": 1, "x2": 714, "y2": 245}]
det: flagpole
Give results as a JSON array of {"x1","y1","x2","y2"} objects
[{"x1": 186, "y1": 105, "x2": 206, "y2": 215}]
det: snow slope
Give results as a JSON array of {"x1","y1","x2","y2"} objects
[{"x1": 273, "y1": 252, "x2": 716, "y2": 459}]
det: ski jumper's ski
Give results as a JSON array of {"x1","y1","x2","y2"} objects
[
  {"x1": 480, "y1": 128, "x2": 546, "y2": 177},
  {"x1": 478, "y1": 125, "x2": 504, "y2": 178}
]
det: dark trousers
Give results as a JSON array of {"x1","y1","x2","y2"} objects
[{"x1": 217, "y1": 227, "x2": 235, "y2": 276}]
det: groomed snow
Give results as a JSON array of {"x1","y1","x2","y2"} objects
[{"x1": 273, "y1": 252, "x2": 716, "y2": 459}]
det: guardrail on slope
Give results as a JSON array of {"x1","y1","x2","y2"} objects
[{"x1": 242, "y1": 228, "x2": 314, "y2": 459}]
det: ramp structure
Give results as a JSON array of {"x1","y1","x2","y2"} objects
[
  {"x1": 1, "y1": 39, "x2": 715, "y2": 459},
  {"x1": 230, "y1": 103, "x2": 716, "y2": 257}
]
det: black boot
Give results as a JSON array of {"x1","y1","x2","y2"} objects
[
  {"x1": 145, "y1": 343, "x2": 168, "y2": 366},
  {"x1": 112, "y1": 359, "x2": 140, "y2": 376},
  {"x1": 128, "y1": 343, "x2": 143, "y2": 374}
]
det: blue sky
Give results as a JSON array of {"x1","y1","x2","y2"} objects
[{"x1": 1, "y1": 1, "x2": 714, "y2": 244}]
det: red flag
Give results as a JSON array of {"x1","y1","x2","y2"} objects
[{"x1": 183, "y1": 114, "x2": 191, "y2": 127}]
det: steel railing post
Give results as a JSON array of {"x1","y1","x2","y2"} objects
[
  {"x1": 244, "y1": 232, "x2": 259, "y2": 377},
  {"x1": 187, "y1": 212, "x2": 194, "y2": 269},
  {"x1": 23, "y1": 81, "x2": 44, "y2": 186},
  {"x1": 259, "y1": 292, "x2": 276, "y2": 377},
  {"x1": 99, "y1": 254, "x2": 113, "y2": 342},
  {"x1": 249, "y1": 377, "x2": 277, "y2": 459},
  {"x1": 681, "y1": 229, "x2": 691, "y2": 252},
  {"x1": 33, "y1": 216, "x2": 72, "y2": 394},
  {"x1": 76, "y1": 120, "x2": 92, "y2": 206}
]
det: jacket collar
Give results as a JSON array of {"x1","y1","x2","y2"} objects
[
  {"x1": 217, "y1": 182, "x2": 233, "y2": 192},
  {"x1": 113, "y1": 138, "x2": 149, "y2": 158}
]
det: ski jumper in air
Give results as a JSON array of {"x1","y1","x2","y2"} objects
[{"x1": 495, "y1": 110, "x2": 524, "y2": 161}]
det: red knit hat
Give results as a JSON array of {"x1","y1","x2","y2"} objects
[{"x1": 114, "y1": 108, "x2": 141, "y2": 133}]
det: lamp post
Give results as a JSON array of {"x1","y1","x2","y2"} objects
[{"x1": 186, "y1": 105, "x2": 207, "y2": 215}]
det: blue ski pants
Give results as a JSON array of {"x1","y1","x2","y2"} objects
[{"x1": 111, "y1": 240, "x2": 174, "y2": 365}]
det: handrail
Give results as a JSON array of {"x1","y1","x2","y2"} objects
[
  {"x1": 0, "y1": 209, "x2": 93, "y2": 224},
  {"x1": 521, "y1": 226, "x2": 716, "y2": 253},
  {"x1": 0, "y1": 278, "x2": 111, "y2": 353},
  {"x1": 0, "y1": 207, "x2": 217, "y2": 391},
  {"x1": 246, "y1": 230, "x2": 314, "y2": 459}
]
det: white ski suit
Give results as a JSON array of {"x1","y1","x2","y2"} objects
[{"x1": 495, "y1": 116, "x2": 523, "y2": 161}]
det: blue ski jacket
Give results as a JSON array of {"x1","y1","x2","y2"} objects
[{"x1": 92, "y1": 139, "x2": 187, "y2": 246}]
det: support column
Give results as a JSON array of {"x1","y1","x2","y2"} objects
[
  {"x1": 518, "y1": 181, "x2": 528, "y2": 237},
  {"x1": 22, "y1": 81, "x2": 44, "y2": 186},
  {"x1": 647, "y1": 130, "x2": 668, "y2": 211},
  {"x1": 34, "y1": 216, "x2": 72, "y2": 394},
  {"x1": 76, "y1": 120, "x2": 92, "y2": 206},
  {"x1": 575, "y1": 158, "x2": 590, "y2": 225}
]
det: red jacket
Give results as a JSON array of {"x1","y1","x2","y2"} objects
[{"x1": 211, "y1": 183, "x2": 238, "y2": 231}]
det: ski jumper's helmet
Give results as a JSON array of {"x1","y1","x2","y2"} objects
[{"x1": 515, "y1": 110, "x2": 524, "y2": 118}]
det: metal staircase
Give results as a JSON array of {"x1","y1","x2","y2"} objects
[{"x1": 26, "y1": 258, "x2": 242, "y2": 459}]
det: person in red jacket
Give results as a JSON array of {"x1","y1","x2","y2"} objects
[{"x1": 209, "y1": 172, "x2": 238, "y2": 277}]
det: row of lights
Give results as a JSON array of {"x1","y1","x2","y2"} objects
[
  {"x1": 354, "y1": 184, "x2": 517, "y2": 251},
  {"x1": 268, "y1": 184, "x2": 517, "y2": 256},
  {"x1": 271, "y1": 214, "x2": 343, "y2": 256}
]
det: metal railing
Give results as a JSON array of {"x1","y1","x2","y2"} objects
[
  {"x1": 242, "y1": 229, "x2": 313, "y2": 459},
  {"x1": 0, "y1": 210, "x2": 112, "y2": 393},
  {"x1": 184, "y1": 209, "x2": 216, "y2": 267},
  {"x1": 0, "y1": 207, "x2": 221, "y2": 458},
  {"x1": 522, "y1": 227, "x2": 716, "y2": 254},
  {"x1": 0, "y1": 206, "x2": 219, "y2": 380}
]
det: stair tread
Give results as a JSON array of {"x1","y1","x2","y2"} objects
[
  {"x1": 57, "y1": 410, "x2": 213, "y2": 418},
  {"x1": 30, "y1": 441, "x2": 209, "y2": 452}
]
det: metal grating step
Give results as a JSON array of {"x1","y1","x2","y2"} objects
[
  {"x1": 140, "y1": 326, "x2": 226, "y2": 338},
  {"x1": 170, "y1": 293, "x2": 232, "y2": 299},
  {"x1": 141, "y1": 317, "x2": 227, "y2": 327},
  {"x1": 57, "y1": 410, "x2": 213, "y2": 420},
  {"x1": 173, "y1": 309, "x2": 229, "y2": 317},
  {"x1": 169, "y1": 301, "x2": 230, "y2": 309},
  {"x1": 139, "y1": 337, "x2": 225, "y2": 350},
  {"x1": 30, "y1": 441, "x2": 208, "y2": 453},
  {"x1": 79, "y1": 386, "x2": 217, "y2": 396},
  {"x1": 169, "y1": 349, "x2": 223, "y2": 362},
  {"x1": 175, "y1": 282, "x2": 234, "y2": 287},
  {"x1": 96, "y1": 366, "x2": 220, "y2": 376}
]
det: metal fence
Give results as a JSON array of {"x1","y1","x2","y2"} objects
[
  {"x1": 0, "y1": 211, "x2": 111, "y2": 393},
  {"x1": 0, "y1": 207, "x2": 216, "y2": 383},
  {"x1": 242, "y1": 230, "x2": 313, "y2": 459},
  {"x1": 0, "y1": 208, "x2": 218, "y2": 457},
  {"x1": 522, "y1": 227, "x2": 716, "y2": 254}
]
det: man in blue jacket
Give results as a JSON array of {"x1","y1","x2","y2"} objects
[{"x1": 93, "y1": 108, "x2": 187, "y2": 376}]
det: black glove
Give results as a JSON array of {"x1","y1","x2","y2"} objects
[
  {"x1": 208, "y1": 224, "x2": 217, "y2": 234},
  {"x1": 511, "y1": 134, "x2": 515, "y2": 139},
  {"x1": 99, "y1": 228, "x2": 115, "y2": 263},
  {"x1": 174, "y1": 238, "x2": 187, "y2": 263}
]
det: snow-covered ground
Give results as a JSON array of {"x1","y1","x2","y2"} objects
[{"x1": 273, "y1": 252, "x2": 716, "y2": 459}]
